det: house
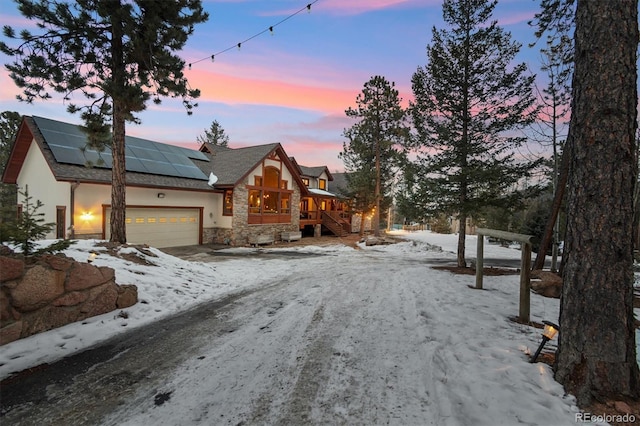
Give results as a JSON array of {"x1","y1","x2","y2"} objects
[
  {"x1": 2, "y1": 116, "x2": 350, "y2": 248},
  {"x1": 290, "y1": 160, "x2": 350, "y2": 237}
]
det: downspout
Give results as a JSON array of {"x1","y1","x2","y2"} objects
[{"x1": 70, "y1": 181, "x2": 80, "y2": 239}]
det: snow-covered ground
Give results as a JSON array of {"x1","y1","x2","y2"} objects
[{"x1": 1, "y1": 231, "x2": 637, "y2": 425}]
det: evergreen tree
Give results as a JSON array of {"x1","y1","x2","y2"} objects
[
  {"x1": 197, "y1": 119, "x2": 230, "y2": 147},
  {"x1": 340, "y1": 76, "x2": 410, "y2": 237},
  {"x1": 555, "y1": 0, "x2": 639, "y2": 406},
  {"x1": 1, "y1": 1, "x2": 208, "y2": 244},
  {"x1": 3, "y1": 185, "x2": 73, "y2": 256},
  {"x1": 411, "y1": 0, "x2": 540, "y2": 267},
  {"x1": 0, "y1": 111, "x2": 21, "y2": 239}
]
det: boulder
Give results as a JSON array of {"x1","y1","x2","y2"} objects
[
  {"x1": 116, "y1": 285, "x2": 138, "y2": 309},
  {"x1": 0, "y1": 256, "x2": 24, "y2": 282},
  {"x1": 531, "y1": 270, "x2": 562, "y2": 298},
  {"x1": 41, "y1": 254, "x2": 74, "y2": 272},
  {"x1": 67, "y1": 263, "x2": 115, "y2": 291},
  {"x1": 10, "y1": 265, "x2": 66, "y2": 311},
  {"x1": 79, "y1": 282, "x2": 119, "y2": 319},
  {"x1": 0, "y1": 320, "x2": 22, "y2": 345},
  {"x1": 53, "y1": 291, "x2": 88, "y2": 307}
]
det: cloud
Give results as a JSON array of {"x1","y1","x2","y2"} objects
[{"x1": 186, "y1": 68, "x2": 358, "y2": 114}]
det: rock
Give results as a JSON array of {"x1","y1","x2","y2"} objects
[
  {"x1": 79, "y1": 282, "x2": 119, "y2": 319},
  {"x1": 0, "y1": 256, "x2": 24, "y2": 282},
  {"x1": 67, "y1": 263, "x2": 115, "y2": 291},
  {"x1": 10, "y1": 265, "x2": 66, "y2": 311},
  {"x1": 0, "y1": 320, "x2": 22, "y2": 345},
  {"x1": 530, "y1": 270, "x2": 562, "y2": 298},
  {"x1": 21, "y1": 306, "x2": 79, "y2": 336},
  {"x1": 41, "y1": 254, "x2": 74, "y2": 272},
  {"x1": 116, "y1": 285, "x2": 138, "y2": 309},
  {"x1": 53, "y1": 291, "x2": 88, "y2": 307},
  {"x1": 0, "y1": 289, "x2": 21, "y2": 321}
]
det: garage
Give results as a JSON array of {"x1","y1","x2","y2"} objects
[{"x1": 105, "y1": 207, "x2": 202, "y2": 248}]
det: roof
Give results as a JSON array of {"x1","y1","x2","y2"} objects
[
  {"x1": 329, "y1": 173, "x2": 350, "y2": 197},
  {"x1": 3, "y1": 116, "x2": 216, "y2": 191},
  {"x1": 206, "y1": 143, "x2": 280, "y2": 186},
  {"x1": 298, "y1": 164, "x2": 333, "y2": 181},
  {"x1": 2, "y1": 116, "x2": 309, "y2": 194}
]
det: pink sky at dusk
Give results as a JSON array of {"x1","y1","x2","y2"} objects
[{"x1": 0, "y1": 0, "x2": 548, "y2": 173}]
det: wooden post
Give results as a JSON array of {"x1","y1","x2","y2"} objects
[
  {"x1": 475, "y1": 234, "x2": 484, "y2": 289},
  {"x1": 475, "y1": 228, "x2": 536, "y2": 323},
  {"x1": 519, "y1": 243, "x2": 532, "y2": 323}
]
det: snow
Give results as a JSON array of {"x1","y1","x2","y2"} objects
[{"x1": 1, "y1": 231, "x2": 637, "y2": 425}]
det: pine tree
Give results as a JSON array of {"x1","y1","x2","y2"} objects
[
  {"x1": 411, "y1": 0, "x2": 540, "y2": 267},
  {"x1": 1, "y1": 1, "x2": 209, "y2": 244},
  {"x1": 3, "y1": 185, "x2": 73, "y2": 256},
  {"x1": 340, "y1": 76, "x2": 410, "y2": 237},
  {"x1": 197, "y1": 119, "x2": 230, "y2": 147},
  {"x1": 555, "y1": 0, "x2": 640, "y2": 406},
  {"x1": 0, "y1": 111, "x2": 21, "y2": 239}
]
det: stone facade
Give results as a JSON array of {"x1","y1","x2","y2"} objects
[
  {"x1": 0, "y1": 254, "x2": 138, "y2": 345},
  {"x1": 208, "y1": 176, "x2": 302, "y2": 246}
]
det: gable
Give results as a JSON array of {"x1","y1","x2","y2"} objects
[{"x1": 2, "y1": 119, "x2": 34, "y2": 184}]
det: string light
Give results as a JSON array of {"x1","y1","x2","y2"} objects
[{"x1": 186, "y1": 1, "x2": 319, "y2": 69}]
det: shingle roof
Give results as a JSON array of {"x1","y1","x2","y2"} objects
[
  {"x1": 203, "y1": 143, "x2": 281, "y2": 186},
  {"x1": 20, "y1": 116, "x2": 216, "y2": 191}
]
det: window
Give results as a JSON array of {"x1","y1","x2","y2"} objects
[
  {"x1": 247, "y1": 165, "x2": 293, "y2": 224},
  {"x1": 223, "y1": 189, "x2": 233, "y2": 216},
  {"x1": 319, "y1": 178, "x2": 327, "y2": 190}
]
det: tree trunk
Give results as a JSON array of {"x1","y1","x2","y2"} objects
[
  {"x1": 374, "y1": 137, "x2": 381, "y2": 237},
  {"x1": 109, "y1": 5, "x2": 127, "y2": 244},
  {"x1": 555, "y1": 0, "x2": 639, "y2": 405},
  {"x1": 533, "y1": 143, "x2": 570, "y2": 271},
  {"x1": 457, "y1": 212, "x2": 467, "y2": 267}
]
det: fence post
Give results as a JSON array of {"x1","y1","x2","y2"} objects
[
  {"x1": 519, "y1": 243, "x2": 532, "y2": 323},
  {"x1": 476, "y1": 234, "x2": 484, "y2": 289}
]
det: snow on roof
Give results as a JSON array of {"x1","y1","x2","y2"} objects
[{"x1": 308, "y1": 188, "x2": 337, "y2": 197}]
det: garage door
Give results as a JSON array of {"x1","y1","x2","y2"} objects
[{"x1": 105, "y1": 207, "x2": 200, "y2": 248}]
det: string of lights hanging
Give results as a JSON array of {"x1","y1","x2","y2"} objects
[{"x1": 188, "y1": 1, "x2": 320, "y2": 70}]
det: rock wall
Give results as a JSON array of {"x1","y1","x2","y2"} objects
[{"x1": 0, "y1": 254, "x2": 137, "y2": 346}]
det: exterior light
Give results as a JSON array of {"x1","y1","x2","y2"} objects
[
  {"x1": 157, "y1": 193, "x2": 165, "y2": 198},
  {"x1": 81, "y1": 211, "x2": 93, "y2": 221},
  {"x1": 88, "y1": 252, "x2": 98, "y2": 263},
  {"x1": 530, "y1": 321, "x2": 559, "y2": 363}
]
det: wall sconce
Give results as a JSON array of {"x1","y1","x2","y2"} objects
[
  {"x1": 81, "y1": 212, "x2": 94, "y2": 221},
  {"x1": 530, "y1": 321, "x2": 559, "y2": 363},
  {"x1": 157, "y1": 193, "x2": 166, "y2": 198}
]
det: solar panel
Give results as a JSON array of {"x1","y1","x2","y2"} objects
[{"x1": 34, "y1": 116, "x2": 209, "y2": 181}]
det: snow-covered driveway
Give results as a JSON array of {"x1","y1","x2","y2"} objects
[{"x1": 1, "y1": 234, "x2": 580, "y2": 425}]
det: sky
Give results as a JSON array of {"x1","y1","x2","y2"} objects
[
  {"x1": 5, "y1": 231, "x2": 633, "y2": 424},
  {"x1": 0, "y1": 0, "x2": 546, "y2": 173}
]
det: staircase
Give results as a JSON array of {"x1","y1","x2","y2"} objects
[{"x1": 321, "y1": 211, "x2": 350, "y2": 237}]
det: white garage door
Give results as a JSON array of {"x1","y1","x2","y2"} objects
[{"x1": 106, "y1": 207, "x2": 200, "y2": 248}]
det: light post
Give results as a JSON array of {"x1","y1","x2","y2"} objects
[{"x1": 530, "y1": 321, "x2": 559, "y2": 363}]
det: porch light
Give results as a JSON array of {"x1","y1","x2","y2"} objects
[
  {"x1": 530, "y1": 321, "x2": 559, "y2": 363},
  {"x1": 81, "y1": 211, "x2": 93, "y2": 221}
]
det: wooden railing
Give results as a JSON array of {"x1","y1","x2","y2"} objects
[{"x1": 322, "y1": 211, "x2": 350, "y2": 236}]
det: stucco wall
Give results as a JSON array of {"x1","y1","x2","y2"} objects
[{"x1": 17, "y1": 139, "x2": 70, "y2": 239}]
